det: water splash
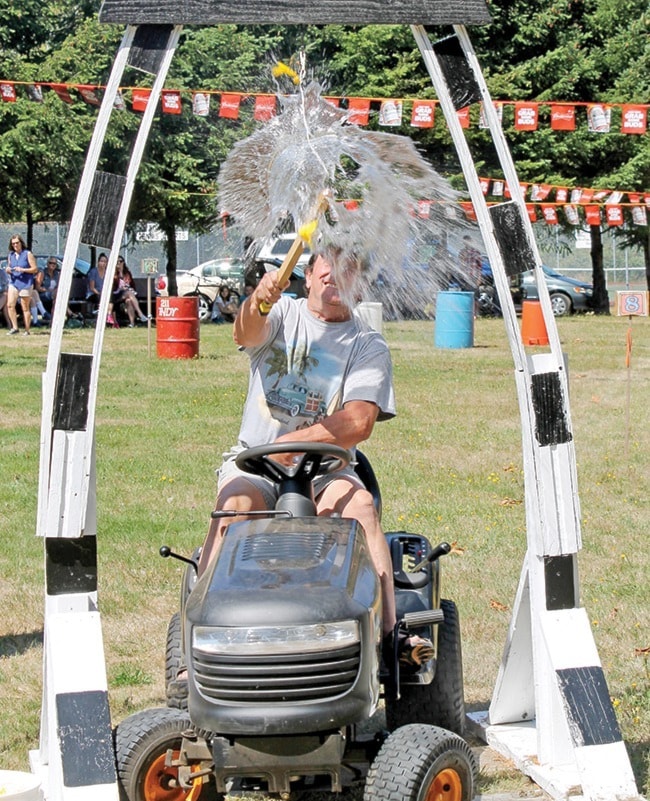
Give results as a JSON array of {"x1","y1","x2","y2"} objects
[{"x1": 218, "y1": 81, "x2": 483, "y2": 316}]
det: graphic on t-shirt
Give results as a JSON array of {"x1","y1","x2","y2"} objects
[{"x1": 263, "y1": 342, "x2": 342, "y2": 429}]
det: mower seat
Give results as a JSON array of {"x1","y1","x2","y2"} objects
[{"x1": 354, "y1": 450, "x2": 382, "y2": 520}]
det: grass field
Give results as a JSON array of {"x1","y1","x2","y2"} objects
[{"x1": 0, "y1": 314, "x2": 648, "y2": 795}]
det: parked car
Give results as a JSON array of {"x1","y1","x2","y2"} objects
[
  {"x1": 157, "y1": 258, "x2": 246, "y2": 321},
  {"x1": 255, "y1": 233, "x2": 312, "y2": 269},
  {"x1": 523, "y1": 265, "x2": 594, "y2": 316},
  {"x1": 1, "y1": 254, "x2": 91, "y2": 275}
]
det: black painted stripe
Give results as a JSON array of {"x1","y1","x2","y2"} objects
[
  {"x1": 544, "y1": 555, "x2": 578, "y2": 610},
  {"x1": 432, "y1": 35, "x2": 482, "y2": 110},
  {"x1": 489, "y1": 202, "x2": 536, "y2": 278},
  {"x1": 129, "y1": 24, "x2": 175, "y2": 74},
  {"x1": 531, "y1": 372, "x2": 572, "y2": 446},
  {"x1": 57, "y1": 690, "x2": 117, "y2": 786},
  {"x1": 53, "y1": 353, "x2": 93, "y2": 431},
  {"x1": 556, "y1": 666, "x2": 622, "y2": 747},
  {"x1": 46, "y1": 537, "x2": 98, "y2": 596},
  {"x1": 81, "y1": 171, "x2": 127, "y2": 250}
]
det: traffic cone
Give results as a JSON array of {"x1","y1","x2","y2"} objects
[{"x1": 521, "y1": 300, "x2": 549, "y2": 346}]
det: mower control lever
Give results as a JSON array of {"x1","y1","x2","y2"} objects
[
  {"x1": 159, "y1": 545, "x2": 198, "y2": 575},
  {"x1": 411, "y1": 541, "x2": 451, "y2": 573}
]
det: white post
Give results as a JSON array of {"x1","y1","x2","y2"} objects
[{"x1": 411, "y1": 23, "x2": 641, "y2": 801}]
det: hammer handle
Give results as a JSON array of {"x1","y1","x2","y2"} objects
[{"x1": 259, "y1": 237, "x2": 305, "y2": 315}]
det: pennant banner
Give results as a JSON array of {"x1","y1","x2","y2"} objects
[
  {"x1": 1, "y1": 82, "x2": 17, "y2": 102},
  {"x1": 192, "y1": 92, "x2": 210, "y2": 117},
  {"x1": 379, "y1": 100, "x2": 403, "y2": 126},
  {"x1": 0, "y1": 78, "x2": 647, "y2": 137},
  {"x1": 254, "y1": 95, "x2": 276, "y2": 122},
  {"x1": 411, "y1": 100, "x2": 435, "y2": 128},
  {"x1": 347, "y1": 97, "x2": 370, "y2": 126},
  {"x1": 219, "y1": 93, "x2": 240, "y2": 120},
  {"x1": 162, "y1": 90, "x2": 182, "y2": 114}
]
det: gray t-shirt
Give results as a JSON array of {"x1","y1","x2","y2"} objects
[{"x1": 237, "y1": 296, "x2": 395, "y2": 448}]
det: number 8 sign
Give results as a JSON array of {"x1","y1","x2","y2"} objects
[{"x1": 616, "y1": 290, "x2": 649, "y2": 316}]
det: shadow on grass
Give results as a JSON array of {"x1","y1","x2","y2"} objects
[
  {"x1": 0, "y1": 630, "x2": 43, "y2": 658},
  {"x1": 628, "y1": 740, "x2": 650, "y2": 796}
]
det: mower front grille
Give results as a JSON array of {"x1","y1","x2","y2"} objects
[{"x1": 192, "y1": 644, "x2": 361, "y2": 703}]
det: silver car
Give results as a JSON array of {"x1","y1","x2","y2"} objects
[{"x1": 523, "y1": 265, "x2": 595, "y2": 316}]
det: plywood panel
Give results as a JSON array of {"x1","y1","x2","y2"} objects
[{"x1": 99, "y1": 0, "x2": 491, "y2": 25}]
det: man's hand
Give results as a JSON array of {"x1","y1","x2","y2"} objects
[
  {"x1": 234, "y1": 271, "x2": 290, "y2": 348},
  {"x1": 253, "y1": 271, "x2": 289, "y2": 312}
]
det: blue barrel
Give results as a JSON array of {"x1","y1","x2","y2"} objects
[{"x1": 434, "y1": 291, "x2": 475, "y2": 349}]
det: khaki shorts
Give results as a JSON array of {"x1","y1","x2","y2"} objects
[
  {"x1": 217, "y1": 448, "x2": 363, "y2": 508},
  {"x1": 18, "y1": 288, "x2": 32, "y2": 298}
]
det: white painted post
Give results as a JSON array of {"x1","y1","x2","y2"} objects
[
  {"x1": 32, "y1": 24, "x2": 182, "y2": 801},
  {"x1": 411, "y1": 23, "x2": 642, "y2": 800}
]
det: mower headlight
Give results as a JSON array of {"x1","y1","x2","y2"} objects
[{"x1": 193, "y1": 621, "x2": 360, "y2": 655}]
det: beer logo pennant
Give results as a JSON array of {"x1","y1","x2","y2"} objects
[
  {"x1": 550, "y1": 104, "x2": 576, "y2": 131},
  {"x1": 347, "y1": 98, "x2": 370, "y2": 126},
  {"x1": 587, "y1": 104, "x2": 611, "y2": 133},
  {"x1": 162, "y1": 90, "x2": 182, "y2": 114},
  {"x1": 379, "y1": 100, "x2": 403, "y2": 126},
  {"x1": 192, "y1": 92, "x2": 210, "y2": 117},
  {"x1": 0, "y1": 82, "x2": 16, "y2": 102},
  {"x1": 131, "y1": 88, "x2": 151, "y2": 112},
  {"x1": 621, "y1": 105, "x2": 647, "y2": 135},
  {"x1": 253, "y1": 95, "x2": 276, "y2": 122},
  {"x1": 410, "y1": 100, "x2": 435, "y2": 129},
  {"x1": 218, "y1": 93, "x2": 241, "y2": 120},
  {"x1": 514, "y1": 102, "x2": 538, "y2": 131}
]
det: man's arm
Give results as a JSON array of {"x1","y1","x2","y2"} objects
[
  {"x1": 234, "y1": 271, "x2": 289, "y2": 348},
  {"x1": 274, "y1": 400, "x2": 379, "y2": 451}
]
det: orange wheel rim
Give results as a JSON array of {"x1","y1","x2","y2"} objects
[
  {"x1": 424, "y1": 767, "x2": 462, "y2": 801},
  {"x1": 142, "y1": 750, "x2": 202, "y2": 801}
]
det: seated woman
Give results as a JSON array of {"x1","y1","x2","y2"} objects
[
  {"x1": 211, "y1": 284, "x2": 239, "y2": 324},
  {"x1": 112, "y1": 256, "x2": 148, "y2": 327}
]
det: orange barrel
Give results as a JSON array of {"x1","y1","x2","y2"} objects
[
  {"x1": 156, "y1": 296, "x2": 200, "y2": 359},
  {"x1": 521, "y1": 300, "x2": 549, "y2": 346}
]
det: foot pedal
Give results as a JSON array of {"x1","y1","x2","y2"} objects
[{"x1": 401, "y1": 609, "x2": 444, "y2": 629}]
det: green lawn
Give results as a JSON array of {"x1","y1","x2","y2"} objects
[{"x1": 0, "y1": 314, "x2": 648, "y2": 794}]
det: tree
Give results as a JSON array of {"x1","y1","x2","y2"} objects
[
  {"x1": 126, "y1": 25, "x2": 292, "y2": 293},
  {"x1": 0, "y1": 15, "x2": 120, "y2": 242}
]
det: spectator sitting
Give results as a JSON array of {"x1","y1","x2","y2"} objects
[
  {"x1": 239, "y1": 283, "x2": 255, "y2": 305},
  {"x1": 38, "y1": 257, "x2": 81, "y2": 323},
  {"x1": 211, "y1": 284, "x2": 239, "y2": 324},
  {"x1": 86, "y1": 253, "x2": 112, "y2": 322},
  {"x1": 112, "y1": 256, "x2": 148, "y2": 327}
]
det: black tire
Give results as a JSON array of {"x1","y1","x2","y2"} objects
[
  {"x1": 165, "y1": 612, "x2": 188, "y2": 711},
  {"x1": 364, "y1": 724, "x2": 476, "y2": 801},
  {"x1": 385, "y1": 599, "x2": 465, "y2": 735},
  {"x1": 114, "y1": 707, "x2": 221, "y2": 801}
]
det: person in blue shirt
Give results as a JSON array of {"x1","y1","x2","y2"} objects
[{"x1": 6, "y1": 234, "x2": 38, "y2": 335}]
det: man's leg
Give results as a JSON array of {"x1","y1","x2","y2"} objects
[
  {"x1": 315, "y1": 477, "x2": 396, "y2": 636},
  {"x1": 198, "y1": 476, "x2": 268, "y2": 575}
]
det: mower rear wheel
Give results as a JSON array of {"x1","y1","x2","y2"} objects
[
  {"x1": 364, "y1": 724, "x2": 476, "y2": 801},
  {"x1": 165, "y1": 612, "x2": 188, "y2": 710},
  {"x1": 114, "y1": 707, "x2": 220, "y2": 801},
  {"x1": 385, "y1": 599, "x2": 465, "y2": 734}
]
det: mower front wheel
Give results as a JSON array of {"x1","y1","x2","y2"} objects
[
  {"x1": 165, "y1": 612, "x2": 188, "y2": 710},
  {"x1": 364, "y1": 724, "x2": 476, "y2": 801},
  {"x1": 114, "y1": 707, "x2": 220, "y2": 801}
]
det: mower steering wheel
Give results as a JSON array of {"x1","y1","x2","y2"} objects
[{"x1": 235, "y1": 442, "x2": 351, "y2": 486}]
